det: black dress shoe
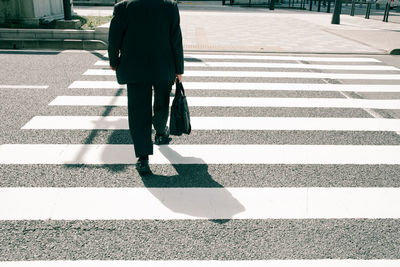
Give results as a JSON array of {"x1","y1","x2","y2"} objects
[
  {"x1": 136, "y1": 159, "x2": 151, "y2": 174},
  {"x1": 155, "y1": 126, "x2": 170, "y2": 145}
]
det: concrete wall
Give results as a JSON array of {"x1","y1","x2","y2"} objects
[{"x1": 0, "y1": 0, "x2": 64, "y2": 25}]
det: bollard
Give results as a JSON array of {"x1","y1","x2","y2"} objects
[
  {"x1": 63, "y1": 0, "x2": 72, "y2": 20},
  {"x1": 331, "y1": 0, "x2": 342, "y2": 24},
  {"x1": 222, "y1": 0, "x2": 225, "y2": 5},
  {"x1": 309, "y1": 0, "x2": 313, "y2": 10},
  {"x1": 318, "y1": 0, "x2": 322, "y2": 11},
  {"x1": 327, "y1": 0, "x2": 332, "y2": 12},
  {"x1": 365, "y1": 2, "x2": 371, "y2": 18},
  {"x1": 350, "y1": 0, "x2": 356, "y2": 15},
  {"x1": 269, "y1": 0, "x2": 275, "y2": 10},
  {"x1": 383, "y1": 2, "x2": 390, "y2": 22}
]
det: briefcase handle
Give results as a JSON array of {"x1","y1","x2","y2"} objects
[{"x1": 175, "y1": 79, "x2": 185, "y2": 96}]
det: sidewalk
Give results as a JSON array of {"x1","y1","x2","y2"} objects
[{"x1": 64, "y1": 2, "x2": 400, "y2": 53}]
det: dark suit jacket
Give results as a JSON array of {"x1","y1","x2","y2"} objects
[{"x1": 108, "y1": 0, "x2": 184, "y2": 84}]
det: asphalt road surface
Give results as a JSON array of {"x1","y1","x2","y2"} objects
[{"x1": 0, "y1": 49, "x2": 400, "y2": 265}]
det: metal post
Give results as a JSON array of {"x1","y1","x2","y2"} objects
[
  {"x1": 318, "y1": 0, "x2": 322, "y2": 11},
  {"x1": 331, "y1": 0, "x2": 342, "y2": 24},
  {"x1": 63, "y1": 0, "x2": 72, "y2": 20},
  {"x1": 350, "y1": 0, "x2": 356, "y2": 15},
  {"x1": 327, "y1": 0, "x2": 332, "y2": 12},
  {"x1": 222, "y1": 0, "x2": 225, "y2": 6},
  {"x1": 309, "y1": 0, "x2": 313, "y2": 10},
  {"x1": 269, "y1": 0, "x2": 275, "y2": 10},
  {"x1": 365, "y1": 2, "x2": 371, "y2": 18},
  {"x1": 383, "y1": 2, "x2": 390, "y2": 22}
]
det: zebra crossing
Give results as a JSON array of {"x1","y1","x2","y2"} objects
[{"x1": 1, "y1": 51, "x2": 400, "y2": 265}]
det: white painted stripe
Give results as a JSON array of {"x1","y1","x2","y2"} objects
[
  {"x1": 0, "y1": 144, "x2": 399, "y2": 164},
  {"x1": 69, "y1": 81, "x2": 125, "y2": 89},
  {"x1": 94, "y1": 61, "x2": 110, "y2": 66},
  {"x1": 184, "y1": 54, "x2": 381, "y2": 62},
  {"x1": 95, "y1": 60, "x2": 396, "y2": 70},
  {"x1": 0, "y1": 85, "x2": 48, "y2": 89},
  {"x1": 0, "y1": 187, "x2": 399, "y2": 220},
  {"x1": 0, "y1": 261, "x2": 399, "y2": 267},
  {"x1": 188, "y1": 62, "x2": 399, "y2": 71},
  {"x1": 102, "y1": 52, "x2": 380, "y2": 62},
  {"x1": 68, "y1": 81, "x2": 400, "y2": 92},
  {"x1": 22, "y1": 116, "x2": 400, "y2": 131},
  {"x1": 49, "y1": 96, "x2": 400, "y2": 109},
  {"x1": 183, "y1": 71, "x2": 400, "y2": 80},
  {"x1": 83, "y1": 69, "x2": 400, "y2": 80},
  {"x1": 50, "y1": 96, "x2": 127, "y2": 106}
]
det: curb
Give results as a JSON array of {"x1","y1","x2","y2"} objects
[{"x1": 0, "y1": 39, "x2": 107, "y2": 50}]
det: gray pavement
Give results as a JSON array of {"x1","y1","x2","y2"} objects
[
  {"x1": 74, "y1": 1, "x2": 400, "y2": 53},
  {"x1": 1, "y1": 50, "x2": 400, "y2": 262}
]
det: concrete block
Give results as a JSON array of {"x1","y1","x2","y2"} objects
[
  {"x1": 34, "y1": 32, "x2": 54, "y2": 39},
  {"x1": 55, "y1": 20, "x2": 82, "y2": 29},
  {"x1": 0, "y1": 31, "x2": 32, "y2": 39},
  {"x1": 94, "y1": 32, "x2": 108, "y2": 42},
  {"x1": 0, "y1": 0, "x2": 64, "y2": 26},
  {"x1": 83, "y1": 40, "x2": 107, "y2": 50}
]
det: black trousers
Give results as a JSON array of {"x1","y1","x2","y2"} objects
[{"x1": 127, "y1": 81, "x2": 173, "y2": 158}]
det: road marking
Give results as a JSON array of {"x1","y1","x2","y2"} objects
[
  {"x1": 0, "y1": 261, "x2": 399, "y2": 267},
  {"x1": 83, "y1": 69, "x2": 400, "y2": 80},
  {"x1": 0, "y1": 85, "x2": 48, "y2": 89},
  {"x1": 184, "y1": 54, "x2": 381, "y2": 62},
  {"x1": 182, "y1": 71, "x2": 400, "y2": 80},
  {"x1": 1, "y1": 144, "x2": 399, "y2": 164},
  {"x1": 94, "y1": 60, "x2": 397, "y2": 70},
  {"x1": 0, "y1": 187, "x2": 399, "y2": 220},
  {"x1": 22, "y1": 116, "x2": 400, "y2": 131},
  {"x1": 68, "y1": 81, "x2": 400, "y2": 92},
  {"x1": 49, "y1": 96, "x2": 400, "y2": 109},
  {"x1": 69, "y1": 81, "x2": 125, "y2": 89},
  {"x1": 102, "y1": 52, "x2": 380, "y2": 62}
]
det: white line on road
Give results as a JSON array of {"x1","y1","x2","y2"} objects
[
  {"x1": 83, "y1": 69, "x2": 400, "y2": 80},
  {"x1": 95, "y1": 60, "x2": 395, "y2": 71},
  {"x1": 69, "y1": 81, "x2": 125, "y2": 89},
  {"x1": 0, "y1": 187, "x2": 399, "y2": 220},
  {"x1": 1, "y1": 144, "x2": 399, "y2": 164},
  {"x1": 0, "y1": 261, "x2": 399, "y2": 267},
  {"x1": 49, "y1": 96, "x2": 400, "y2": 109},
  {"x1": 94, "y1": 60, "x2": 396, "y2": 70},
  {"x1": 184, "y1": 54, "x2": 381, "y2": 62},
  {"x1": 21, "y1": 116, "x2": 400, "y2": 131},
  {"x1": 0, "y1": 85, "x2": 49, "y2": 89},
  {"x1": 102, "y1": 52, "x2": 381, "y2": 62},
  {"x1": 68, "y1": 81, "x2": 400, "y2": 92}
]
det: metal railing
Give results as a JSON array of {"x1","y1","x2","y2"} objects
[{"x1": 222, "y1": 0, "x2": 400, "y2": 23}]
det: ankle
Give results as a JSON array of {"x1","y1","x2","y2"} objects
[{"x1": 139, "y1": 155, "x2": 149, "y2": 161}]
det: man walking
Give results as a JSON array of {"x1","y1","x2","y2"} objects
[{"x1": 108, "y1": 0, "x2": 184, "y2": 174}]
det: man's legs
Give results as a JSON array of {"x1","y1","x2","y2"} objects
[
  {"x1": 153, "y1": 81, "x2": 173, "y2": 136},
  {"x1": 127, "y1": 83, "x2": 153, "y2": 158}
]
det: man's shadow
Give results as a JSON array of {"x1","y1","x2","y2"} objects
[{"x1": 140, "y1": 145, "x2": 245, "y2": 224}]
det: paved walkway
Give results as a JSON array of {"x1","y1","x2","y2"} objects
[{"x1": 74, "y1": 1, "x2": 400, "y2": 53}]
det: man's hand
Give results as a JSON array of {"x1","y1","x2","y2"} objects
[
  {"x1": 110, "y1": 66, "x2": 117, "y2": 71},
  {"x1": 176, "y1": 74, "x2": 183, "y2": 83}
]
